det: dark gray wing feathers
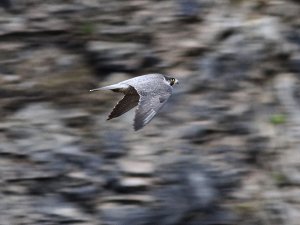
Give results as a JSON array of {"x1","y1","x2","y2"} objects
[{"x1": 107, "y1": 87, "x2": 139, "y2": 120}]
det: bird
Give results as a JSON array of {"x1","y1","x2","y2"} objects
[{"x1": 90, "y1": 74, "x2": 179, "y2": 131}]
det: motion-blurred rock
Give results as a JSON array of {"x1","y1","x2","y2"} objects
[
  {"x1": 1, "y1": 0, "x2": 300, "y2": 224},
  {"x1": 119, "y1": 159, "x2": 155, "y2": 176},
  {"x1": 86, "y1": 41, "x2": 144, "y2": 73},
  {"x1": 0, "y1": 0, "x2": 11, "y2": 10}
]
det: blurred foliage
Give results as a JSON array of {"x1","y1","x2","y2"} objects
[
  {"x1": 270, "y1": 114, "x2": 286, "y2": 125},
  {"x1": 272, "y1": 172, "x2": 288, "y2": 187},
  {"x1": 79, "y1": 21, "x2": 96, "y2": 36},
  {"x1": 233, "y1": 202, "x2": 259, "y2": 216}
]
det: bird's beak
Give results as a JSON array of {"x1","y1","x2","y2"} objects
[{"x1": 175, "y1": 79, "x2": 179, "y2": 85}]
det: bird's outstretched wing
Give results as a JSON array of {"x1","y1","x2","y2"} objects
[
  {"x1": 107, "y1": 87, "x2": 139, "y2": 120},
  {"x1": 133, "y1": 86, "x2": 172, "y2": 131}
]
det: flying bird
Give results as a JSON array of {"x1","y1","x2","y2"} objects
[{"x1": 90, "y1": 74, "x2": 179, "y2": 131}]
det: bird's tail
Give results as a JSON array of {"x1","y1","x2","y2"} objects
[{"x1": 90, "y1": 83, "x2": 128, "y2": 92}]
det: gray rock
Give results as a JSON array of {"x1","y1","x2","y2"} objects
[
  {"x1": 116, "y1": 177, "x2": 152, "y2": 192},
  {"x1": 102, "y1": 159, "x2": 236, "y2": 225},
  {"x1": 289, "y1": 53, "x2": 300, "y2": 73},
  {"x1": 102, "y1": 194, "x2": 154, "y2": 204},
  {"x1": 102, "y1": 131, "x2": 127, "y2": 158},
  {"x1": 86, "y1": 41, "x2": 144, "y2": 73},
  {"x1": 0, "y1": 16, "x2": 26, "y2": 35},
  {"x1": 45, "y1": 4, "x2": 84, "y2": 14},
  {"x1": 36, "y1": 195, "x2": 92, "y2": 223},
  {"x1": 119, "y1": 159, "x2": 155, "y2": 176},
  {"x1": 98, "y1": 25, "x2": 150, "y2": 42},
  {"x1": 101, "y1": 205, "x2": 151, "y2": 225},
  {"x1": 156, "y1": 160, "x2": 219, "y2": 210},
  {"x1": 1, "y1": 0, "x2": 300, "y2": 224},
  {"x1": 60, "y1": 110, "x2": 91, "y2": 128},
  {"x1": 242, "y1": 17, "x2": 282, "y2": 42},
  {"x1": 178, "y1": 121, "x2": 219, "y2": 143},
  {"x1": 0, "y1": 0, "x2": 11, "y2": 9},
  {"x1": 176, "y1": 0, "x2": 201, "y2": 21},
  {"x1": 11, "y1": 103, "x2": 61, "y2": 125},
  {"x1": 61, "y1": 185, "x2": 100, "y2": 202}
]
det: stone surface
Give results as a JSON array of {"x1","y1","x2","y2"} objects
[
  {"x1": 1, "y1": 0, "x2": 300, "y2": 224},
  {"x1": 119, "y1": 159, "x2": 155, "y2": 176}
]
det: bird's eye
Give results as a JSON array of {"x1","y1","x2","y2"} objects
[{"x1": 169, "y1": 78, "x2": 175, "y2": 85}]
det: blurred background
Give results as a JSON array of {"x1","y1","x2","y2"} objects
[{"x1": 1, "y1": 0, "x2": 300, "y2": 224}]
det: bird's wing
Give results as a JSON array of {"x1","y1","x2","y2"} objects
[
  {"x1": 107, "y1": 86, "x2": 139, "y2": 120},
  {"x1": 133, "y1": 84, "x2": 172, "y2": 131}
]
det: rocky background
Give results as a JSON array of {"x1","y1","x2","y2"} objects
[{"x1": 1, "y1": 0, "x2": 300, "y2": 224}]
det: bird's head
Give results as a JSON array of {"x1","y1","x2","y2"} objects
[{"x1": 165, "y1": 76, "x2": 179, "y2": 86}]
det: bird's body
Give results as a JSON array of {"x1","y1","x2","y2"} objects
[{"x1": 90, "y1": 74, "x2": 178, "y2": 131}]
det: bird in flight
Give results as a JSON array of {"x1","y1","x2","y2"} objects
[{"x1": 90, "y1": 74, "x2": 179, "y2": 131}]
